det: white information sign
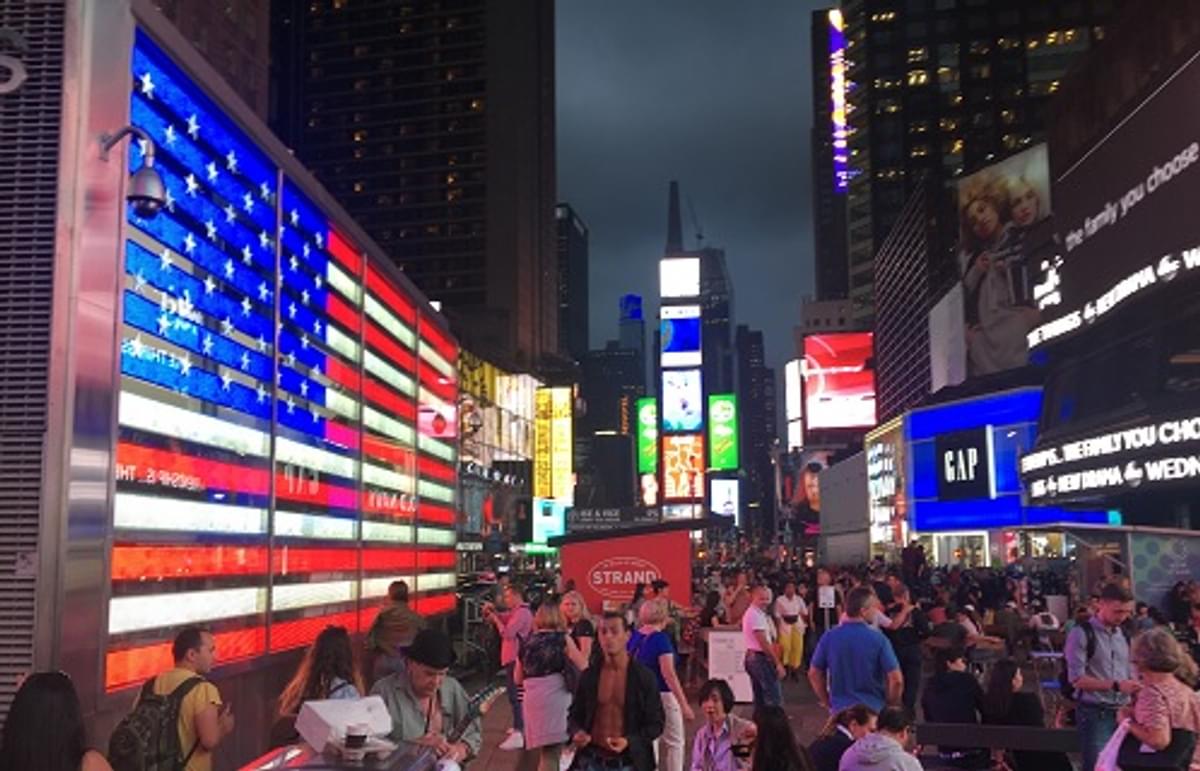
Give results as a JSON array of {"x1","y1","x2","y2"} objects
[{"x1": 706, "y1": 630, "x2": 753, "y2": 703}]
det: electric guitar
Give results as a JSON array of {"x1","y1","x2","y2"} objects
[{"x1": 403, "y1": 682, "x2": 505, "y2": 770}]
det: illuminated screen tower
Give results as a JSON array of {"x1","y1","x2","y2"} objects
[{"x1": 655, "y1": 182, "x2": 739, "y2": 521}]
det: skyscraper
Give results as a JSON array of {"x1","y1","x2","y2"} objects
[
  {"x1": 841, "y1": 0, "x2": 1119, "y2": 326},
  {"x1": 555, "y1": 203, "x2": 589, "y2": 363},
  {"x1": 618, "y1": 294, "x2": 646, "y2": 378},
  {"x1": 150, "y1": 0, "x2": 270, "y2": 118},
  {"x1": 736, "y1": 325, "x2": 777, "y2": 534},
  {"x1": 270, "y1": 0, "x2": 557, "y2": 370}
]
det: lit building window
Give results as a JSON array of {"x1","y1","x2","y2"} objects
[
  {"x1": 907, "y1": 46, "x2": 929, "y2": 63},
  {"x1": 352, "y1": 129, "x2": 367, "y2": 142},
  {"x1": 907, "y1": 70, "x2": 930, "y2": 86}
]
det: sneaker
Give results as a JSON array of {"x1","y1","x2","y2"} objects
[
  {"x1": 498, "y1": 731, "x2": 524, "y2": 751},
  {"x1": 560, "y1": 746, "x2": 576, "y2": 771}
]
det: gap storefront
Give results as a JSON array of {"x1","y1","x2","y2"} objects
[{"x1": 871, "y1": 387, "x2": 1112, "y2": 566}]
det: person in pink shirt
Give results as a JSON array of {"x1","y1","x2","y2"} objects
[{"x1": 485, "y1": 582, "x2": 533, "y2": 751}]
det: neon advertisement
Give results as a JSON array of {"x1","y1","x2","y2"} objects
[{"x1": 801, "y1": 333, "x2": 876, "y2": 430}]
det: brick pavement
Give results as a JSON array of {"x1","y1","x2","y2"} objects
[{"x1": 468, "y1": 674, "x2": 829, "y2": 770}]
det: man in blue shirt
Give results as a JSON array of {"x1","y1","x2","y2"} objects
[{"x1": 808, "y1": 586, "x2": 902, "y2": 713}]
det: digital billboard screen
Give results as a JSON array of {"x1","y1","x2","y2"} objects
[
  {"x1": 107, "y1": 30, "x2": 458, "y2": 692},
  {"x1": 662, "y1": 434, "x2": 705, "y2": 501},
  {"x1": 1028, "y1": 51, "x2": 1200, "y2": 350},
  {"x1": 662, "y1": 369, "x2": 703, "y2": 433},
  {"x1": 707, "y1": 394, "x2": 739, "y2": 471},
  {"x1": 534, "y1": 387, "x2": 573, "y2": 503},
  {"x1": 660, "y1": 305, "x2": 702, "y2": 368},
  {"x1": 802, "y1": 333, "x2": 875, "y2": 430},
  {"x1": 532, "y1": 498, "x2": 567, "y2": 544},
  {"x1": 636, "y1": 397, "x2": 658, "y2": 474},
  {"x1": 953, "y1": 144, "x2": 1051, "y2": 375},
  {"x1": 660, "y1": 257, "x2": 700, "y2": 298},
  {"x1": 710, "y1": 478, "x2": 740, "y2": 526}
]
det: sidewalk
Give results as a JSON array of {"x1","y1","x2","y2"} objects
[{"x1": 469, "y1": 675, "x2": 829, "y2": 770}]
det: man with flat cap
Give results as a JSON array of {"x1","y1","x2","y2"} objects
[{"x1": 371, "y1": 629, "x2": 481, "y2": 768}]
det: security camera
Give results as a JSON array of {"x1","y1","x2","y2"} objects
[
  {"x1": 127, "y1": 164, "x2": 167, "y2": 218},
  {"x1": 100, "y1": 125, "x2": 167, "y2": 220}
]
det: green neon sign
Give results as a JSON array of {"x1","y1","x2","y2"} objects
[
  {"x1": 708, "y1": 394, "x2": 739, "y2": 471},
  {"x1": 636, "y1": 397, "x2": 658, "y2": 473}
]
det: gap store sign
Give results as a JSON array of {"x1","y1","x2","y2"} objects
[{"x1": 907, "y1": 388, "x2": 1108, "y2": 531}]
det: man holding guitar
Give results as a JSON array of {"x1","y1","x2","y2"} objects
[{"x1": 371, "y1": 629, "x2": 485, "y2": 768}]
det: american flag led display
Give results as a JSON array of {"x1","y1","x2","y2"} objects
[{"x1": 107, "y1": 30, "x2": 457, "y2": 691}]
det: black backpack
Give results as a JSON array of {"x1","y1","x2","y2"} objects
[
  {"x1": 1059, "y1": 623, "x2": 1131, "y2": 702},
  {"x1": 109, "y1": 676, "x2": 205, "y2": 771}
]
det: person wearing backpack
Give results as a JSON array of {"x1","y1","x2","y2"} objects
[
  {"x1": 109, "y1": 626, "x2": 232, "y2": 771},
  {"x1": 1065, "y1": 583, "x2": 1139, "y2": 771}
]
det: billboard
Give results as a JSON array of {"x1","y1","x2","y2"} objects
[
  {"x1": 535, "y1": 387, "x2": 573, "y2": 503},
  {"x1": 929, "y1": 284, "x2": 968, "y2": 392},
  {"x1": 662, "y1": 434, "x2": 705, "y2": 501},
  {"x1": 660, "y1": 257, "x2": 700, "y2": 298},
  {"x1": 561, "y1": 529, "x2": 692, "y2": 613},
  {"x1": 828, "y1": 9, "x2": 850, "y2": 192},
  {"x1": 707, "y1": 394, "x2": 739, "y2": 471},
  {"x1": 661, "y1": 369, "x2": 703, "y2": 433},
  {"x1": 660, "y1": 304, "x2": 702, "y2": 368},
  {"x1": 636, "y1": 397, "x2": 658, "y2": 474},
  {"x1": 107, "y1": 31, "x2": 458, "y2": 692},
  {"x1": 532, "y1": 498, "x2": 567, "y2": 544},
  {"x1": 1028, "y1": 53, "x2": 1200, "y2": 350},
  {"x1": 801, "y1": 333, "x2": 876, "y2": 430},
  {"x1": 710, "y1": 478, "x2": 740, "y2": 525},
  {"x1": 955, "y1": 144, "x2": 1050, "y2": 375},
  {"x1": 784, "y1": 359, "x2": 803, "y2": 424},
  {"x1": 780, "y1": 448, "x2": 832, "y2": 522}
]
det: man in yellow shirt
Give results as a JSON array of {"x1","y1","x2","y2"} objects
[{"x1": 148, "y1": 627, "x2": 234, "y2": 771}]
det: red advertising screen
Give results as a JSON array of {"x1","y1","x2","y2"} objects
[
  {"x1": 560, "y1": 529, "x2": 692, "y2": 614},
  {"x1": 802, "y1": 333, "x2": 876, "y2": 429}
]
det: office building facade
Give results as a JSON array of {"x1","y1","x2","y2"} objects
[
  {"x1": 270, "y1": 0, "x2": 557, "y2": 370},
  {"x1": 841, "y1": 0, "x2": 1119, "y2": 326},
  {"x1": 811, "y1": 9, "x2": 850, "y2": 301},
  {"x1": 555, "y1": 203, "x2": 589, "y2": 363},
  {"x1": 736, "y1": 325, "x2": 777, "y2": 534},
  {"x1": 150, "y1": 0, "x2": 270, "y2": 118}
]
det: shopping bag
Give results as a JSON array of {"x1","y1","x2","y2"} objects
[{"x1": 1096, "y1": 718, "x2": 1132, "y2": 771}]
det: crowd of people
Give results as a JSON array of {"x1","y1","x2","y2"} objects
[{"x1": 1, "y1": 565, "x2": 1199, "y2": 771}]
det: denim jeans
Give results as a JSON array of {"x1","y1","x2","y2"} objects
[
  {"x1": 744, "y1": 651, "x2": 783, "y2": 708},
  {"x1": 895, "y1": 644, "x2": 923, "y2": 716},
  {"x1": 1077, "y1": 703, "x2": 1118, "y2": 771},
  {"x1": 505, "y1": 661, "x2": 524, "y2": 731}
]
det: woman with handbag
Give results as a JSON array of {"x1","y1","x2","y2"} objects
[
  {"x1": 515, "y1": 599, "x2": 578, "y2": 771},
  {"x1": 1118, "y1": 626, "x2": 1200, "y2": 771}
]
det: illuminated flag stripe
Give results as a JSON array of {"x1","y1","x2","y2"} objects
[
  {"x1": 120, "y1": 391, "x2": 270, "y2": 457},
  {"x1": 323, "y1": 419, "x2": 360, "y2": 451},
  {"x1": 365, "y1": 295, "x2": 417, "y2": 350},
  {"x1": 365, "y1": 321, "x2": 416, "y2": 371},
  {"x1": 274, "y1": 511, "x2": 357, "y2": 541},
  {"x1": 106, "y1": 626, "x2": 265, "y2": 691},
  {"x1": 417, "y1": 457, "x2": 455, "y2": 483},
  {"x1": 272, "y1": 580, "x2": 358, "y2": 612},
  {"x1": 412, "y1": 592, "x2": 456, "y2": 616},
  {"x1": 415, "y1": 572, "x2": 457, "y2": 593},
  {"x1": 112, "y1": 544, "x2": 271, "y2": 581},
  {"x1": 415, "y1": 502, "x2": 456, "y2": 527},
  {"x1": 419, "y1": 317, "x2": 457, "y2": 364},
  {"x1": 326, "y1": 324, "x2": 361, "y2": 363},
  {"x1": 362, "y1": 435, "x2": 415, "y2": 469},
  {"x1": 362, "y1": 521, "x2": 414, "y2": 544},
  {"x1": 364, "y1": 406, "x2": 416, "y2": 446},
  {"x1": 323, "y1": 357, "x2": 360, "y2": 392},
  {"x1": 276, "y1": 472, "x2": 358, "y2": 512},
  {"x1": 115, "y1": 492, "x2": 268, "y2": 535},
  {"x1": 325, "y1": 292, "x2": 361, "y2": 338},
  {"x1": 418, "y1": 434, "x2": 455, "y2": 463},
  {"x1": 116, "y1": 441, "x2": 270, "y2": 498},
  {"x1": 269, "y1": 609, "x2": 360, "y2": 653},
  {"x1": 418, "y1": 342, "x2": 454, "y2": 379},
  {"x1": 326, "y1": 262, "x2": 361, "y2": 306},
  {"x1": 416, "y1": 527, "x2": 455, "y2": 547},
  {"x1": 361, "y1": 460, "x2": 414, "y2": 493},
  {"x1": 277, "y1": 437, "x2": 357, "y2": 480},
  {"x1": 364, "y1": 350, "x2": 416, "y2": 397},
  {"x1": 360, "y1": 574, "x2": 416, "y2": 599},
  {"x1": 362, "y1": 376, "x2": 414, "y2": 420},
  {"x1": 365, "y1": 264, "x2": 416, "y2": 323},
  {"x1": 109, "y1": 586, "x2": 266, "y2": 634},
  {"x1": 417, "y1": 479, "x2": 454, "y2": 503},
  {"x1": 326, "y1": 229, "x2": 362, "y2": 273},
  {"x1": 363, "y1": 548, "x2": 453, "y2": 572}
]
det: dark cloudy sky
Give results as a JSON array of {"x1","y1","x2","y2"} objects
[{"x1": 557, "y1": 0, "x2": 830, "y2": 378}]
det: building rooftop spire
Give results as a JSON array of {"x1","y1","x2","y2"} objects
[{"x1": 665, "y1": 180, "x2": 683, "y2": 254}]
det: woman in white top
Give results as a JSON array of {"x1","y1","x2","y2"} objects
[{"x1": 774, "y1": 580, "x2": 808, "y2": 681}]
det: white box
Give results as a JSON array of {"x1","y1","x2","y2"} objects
[{"x1": 295, "y1": 695, "x2": 393, "y2": 752}]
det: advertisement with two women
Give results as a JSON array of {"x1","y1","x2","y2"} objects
[{"x1": 955, "y1": 143, "x2": 1050, "y2": 376}]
